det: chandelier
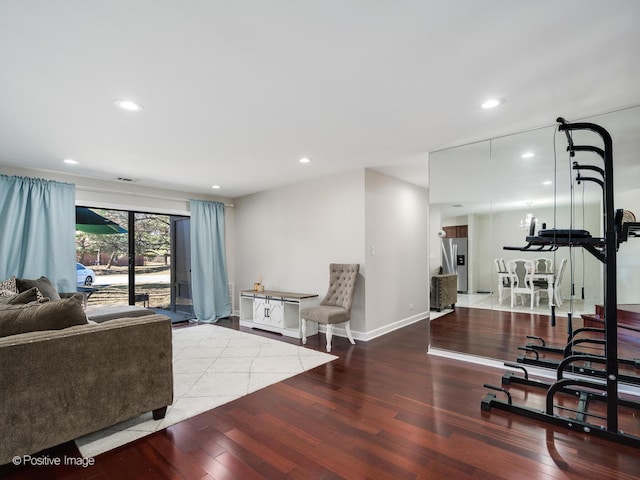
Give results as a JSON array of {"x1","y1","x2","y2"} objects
[{"x1": 519, "y1": 203, "x2": 536, "y2": 230}]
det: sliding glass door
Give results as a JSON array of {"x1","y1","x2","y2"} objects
[
  {"x1": 75, "y1": 207, "x2": 193, "y2": 321},
  {"x1": 171, "y1": 217, "x2": 194, "y2": 318}
]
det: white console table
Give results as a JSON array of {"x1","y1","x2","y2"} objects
[{"x1": 239, "y1": 290, "x2": 319, "y2": 339}]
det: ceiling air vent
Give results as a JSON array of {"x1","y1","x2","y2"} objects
[{"x1": 115, "y1": 177, "x2": 139, "y2": 183}]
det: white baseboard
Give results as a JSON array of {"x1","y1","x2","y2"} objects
[{"x1": 318, "y1": 311, "x2": 428, "y2": 342}]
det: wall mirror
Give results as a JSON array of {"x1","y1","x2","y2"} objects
[{"x1": 428, "y1": 106, "x2": 640, "y2": 361}]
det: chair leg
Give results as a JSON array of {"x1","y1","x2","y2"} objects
[
  {"x1": 301, "y1": 318, "x2": 307, "y2": 345},
  {"x1": 325, "y1": 323, "x2": 333, "y2": 352},
  {"x1": 344, "y1": 321, "x2": 355, "y2": 345}
]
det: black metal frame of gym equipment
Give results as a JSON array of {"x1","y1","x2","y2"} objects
[
  {"x1": 521, "y1": 332, "x2": 640, "y2": 369},
  {"x1": 516, "y1": 333, "x2": 640, "y2": 386},
  {"x1": 481, "y1": 117, "x2": 640, "y2": 447}
]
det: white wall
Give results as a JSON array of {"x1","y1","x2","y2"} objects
[
  {"x1": 0, "y1": 165, "x2": 232, "y2": 215},
  {"x1": 617, "y1": 188, "x2": 640, "y2": 304},
  {"x1": 364, "y1": 169, "x2": 429, "y2": 337},
  {"x1": 469, "y1": 213, "x2": 490, "y2": 293},
  {"x1": 234, "y1": 168, "x2": 429, "y2": 340},
  {"x1": 428, "y1": 205, "x2": 442, "y2": 275},
  {"x1": 234, "y1": 170, "x2": 366, "y2": 332}
]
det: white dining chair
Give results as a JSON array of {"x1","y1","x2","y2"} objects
[
  {"x1": 553, "y1": 258, "x2": 568, "y2": 306},
  {"x1": 495, "y1": 258, "x2": 511, "y2": 305},
  {"x1": 507, "y1": 259, "x2": 540, "y2": 309},
  {"x1": 533, "y1": 258, "x2": 553, "y2": 273},
  {"x1": 532, "y1": 258, "x2": 554, "y2": 304}
]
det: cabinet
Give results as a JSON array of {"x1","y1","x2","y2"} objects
[
  {"x1": 239, "y1": 290, "x2": 319, "y2": 338},
  {"x1": 443, "y1": 225, "x2": 468, "y2": 238},
  {"x1": 430, "y1": 274, "x2": 457, "y2": 311},
  {"x1": 253, "y1": 297, "x2": 284, "y2": 328}
]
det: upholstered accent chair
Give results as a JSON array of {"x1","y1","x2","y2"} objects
[{"x1": 300, "y1": 263, "x2": 359, "y2": 352}]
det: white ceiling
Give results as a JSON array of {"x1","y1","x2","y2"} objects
[
  {"x1": 430, "y1": 106, "x2": 640, "y2": 217},
  {"x1": 0, "y1": 1, "x2": 639, "y2": 198}
]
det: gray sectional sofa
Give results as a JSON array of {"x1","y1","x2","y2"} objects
[{"x1": 0, "y1": 276, "x2": 174, "y2": 465}]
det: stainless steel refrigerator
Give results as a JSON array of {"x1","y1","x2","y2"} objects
[{"x1": 441, "y1": 237, "x2": 468, "y2": 293}]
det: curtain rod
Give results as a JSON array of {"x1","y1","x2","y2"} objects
[{"x1": 76, "y1": 185, "x2": 234, "y2": 207}]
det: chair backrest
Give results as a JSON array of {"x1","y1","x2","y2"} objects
[
  {"x1": 496, "y1": 258, "x2": 510, "y2": 286},
  {"x1": 507, "y1": 259, "x2": 534, "y2": 290},
  {"x1": 554, "y1": 258, "x2": 568, "y2": 286},
  {"x1": 321, "y1": 263, "x2": 359, "y2": 311},
  {"x1": 499, "y1": 258, "x2": 508, "y2": 273},
  {"x1": 534, "y1": 258, "x2": 552, "y2": 273}
]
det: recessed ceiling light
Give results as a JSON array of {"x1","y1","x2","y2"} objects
[
  {"x1": 521, "y1": 152, "x2": 535, "y2": 159},
  {"x1": 481, "y1": 98, "x2": 504, "y2": 109},
  {"x1": 299, "y1": 157, "x2": 311, "y2": 164},
  {"x1": 63, "y1": 158, "x2": 78, "y2": 165},
  {"x1": 115, "y1": 99, "x2": 143, "y2": 111},
  {"x1": 542, "y1": 180, "x2": 553, "y2": 186},
  {"x1": 211, "y1": 185, "x2": 221, "y2": 189}
]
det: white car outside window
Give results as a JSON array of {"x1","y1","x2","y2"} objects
[{"x1": 76, "y1": 263, "x2": 96, "y2": 286}]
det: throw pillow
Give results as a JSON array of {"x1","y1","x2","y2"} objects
[
  {"x1": 0, "y1": 287, "x2": 40, "y2": 305},
  {"x1": 0, "y1": 294, "x2": 88, "y2": 338},
  {"x1": 16, "y1": 276, "x2": 60, "y2": 301},
  {"x1": 0, "y1": 276, "x2": 18, "y2": 294}
]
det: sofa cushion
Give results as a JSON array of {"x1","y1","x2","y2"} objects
[
  {"x1": 0, "y1": 287, "x2": 41, "y2": 305},
  {"x1": 16, "y1": 276, "x2": 60, "y2": 301},
  {"x1": 85, "y1": 304, "x2": 155, "y2": 323},
  {"x1": 0, "y1": 276, "x2": 18, "y2": 295},
  {"x1": 0, "y1": 294, "x2": 87, "y2": 338}
]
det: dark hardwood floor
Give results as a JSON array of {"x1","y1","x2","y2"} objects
[
  {"x1": 2, "y1": 311, "x2": 639, "y2": 479},
  {"x1": 430, "y1": 306, "x2": 640, "y2": 363}
]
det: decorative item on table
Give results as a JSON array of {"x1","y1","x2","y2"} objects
[{"x1": 255, "y1": 273, "x2": 265, "y2": 292}]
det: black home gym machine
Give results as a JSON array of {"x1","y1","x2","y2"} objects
[{"x1": 481, "y1": 117, "x2": 640, "y2": 447}]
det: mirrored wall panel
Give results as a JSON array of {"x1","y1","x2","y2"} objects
[{"x1": 429, "y1": 106, "x2": 640, "y2": 360}]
